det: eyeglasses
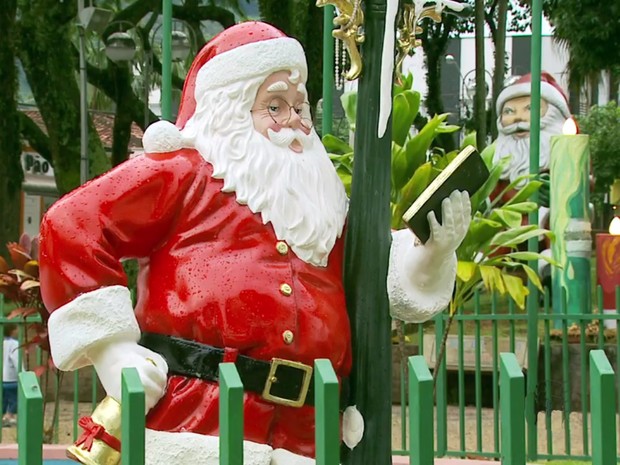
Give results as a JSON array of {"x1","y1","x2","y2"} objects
[{"x1": 251, "y1": 97, "x2": 313, "y2": 130}]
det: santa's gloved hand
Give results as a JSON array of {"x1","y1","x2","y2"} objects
[
  {"x1": 89, "y1": 340, "x2": 168, "y2": 412},
  {"x1": 423, "y1": 190, "x2": 471, "y2": 258}
]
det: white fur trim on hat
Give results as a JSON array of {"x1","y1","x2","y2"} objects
[
  {"x1": 496, "y1": 82, "x2": 571, "y2": 119},
  {"x1": 47, "y1": 286, "x2": 140, "y2": 371},
  {"x1": 143, "y1": 120, "x2": 189, "y2": 153},
  {"x1": 195, "y1": 37, "x2": 307, "y2": 94}
]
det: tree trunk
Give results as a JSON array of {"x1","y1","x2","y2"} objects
[
  {"x1": 17, "y1": 0, "x2": 110, "y2": 195},
  {"x1": 422, "y1": 18, "x2": 456, "y2": 152},
  {"x1": 0, "y1": 0, "x2": 22, "y2": 255},
  {"x1": 343, "y1": 0, "x2": 392, "y2": 464},
  {"x1": 474, "y1": 0, "x2": 487, "y2": 150},
  {"x1": 490, "y1": 0, "x2": 508, "y2": 140}
]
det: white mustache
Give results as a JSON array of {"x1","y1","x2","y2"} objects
[
  {"x1": 267, "y1": 128, "x2": 312, "y2": 148},
  {"x1": 500, "y1": 121, "x2": 530, "y2": 135}
]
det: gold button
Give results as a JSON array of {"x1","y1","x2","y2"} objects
[
  {"x1": 280, "y1": 283, "x2": 293, "y2": 296},
  {"x1": 276, "y1": 241, "x2": 289, "y2": 255},
  {"x1": 282, "y1": 330, "x2": 294, "y2": 344}
]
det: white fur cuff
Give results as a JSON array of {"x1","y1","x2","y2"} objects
[
  {"x1": 145, "y1": 429, "x2": 273, "y2": 465},
  {"x1": 47, "y1": 286, "x2": 140, "y2": 371},
  {"x1": 387, "y1": 229, "x2": 456, "y2": 323}
]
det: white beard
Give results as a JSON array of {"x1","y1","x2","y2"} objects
[
  {"x1": 181, "y1": 76, "x2": 349, "y2": 267},
  {"x1": 493, "y1": 104, "x2": 566, "y2": 185}
]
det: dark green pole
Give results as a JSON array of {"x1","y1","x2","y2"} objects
[
  {"x1": 526, "y1": 0, "x2": 542, "y2": 460},
  {"x1": 161, "y1": 0, "x2": 172, "y2": 120},
  {"x1": 322, "y1": 5, "x2": 334, "y2": 136},
  {"x1": 343, "y1": 1, "x2": 392, "y2": 464}
]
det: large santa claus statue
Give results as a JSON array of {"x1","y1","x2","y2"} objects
[
  {"x1": 491, "y1": 72, "x2": 572, "y2": 279},
  {"x1": 493, "y1": 71, "x2": 571, "y2": 189},
  {"x1": 39, "y1": 22, "x2": 471, "y2": 465}
]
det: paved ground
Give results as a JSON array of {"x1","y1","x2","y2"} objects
[{"x1": 1, "y1": 401, "x2": 617, "y2": 458}]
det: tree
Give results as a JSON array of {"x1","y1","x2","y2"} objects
[
  {"x1": 542, "y1": 0, "x2": 620, "y2": 107},
  {"x1": 13, "y1": 0, "x2": 246, "y2": 196},
  {"x1": 578, "y1": 102, "x2": 620, "y2": 211},
  {"x1": 0, "y1": 0, "x2": 23, "y2": 258}
]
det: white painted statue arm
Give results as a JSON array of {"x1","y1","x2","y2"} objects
[
  {"x1": 47, "y1": 286, "x2": 168, "y2": 411},
  {"x1": 388, "y1": 190, "x2": 471, "y2": 323}
]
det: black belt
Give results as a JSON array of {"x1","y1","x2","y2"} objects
[{"x1": 139, "y1": 332, "x2": 348, "y2": 408}]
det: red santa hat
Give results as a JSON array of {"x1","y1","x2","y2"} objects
[
  {"x1": 496, "y1": 72, "x2": 572, "y2": 120},
  {"x1": 143, "y1": 21, "x2": 307, "y2": 153}
]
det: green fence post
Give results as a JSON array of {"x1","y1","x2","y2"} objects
[
  {"x1": 315, "y1": 359, "x2": 339, "y2": 465},
  {"x1": 435, "y1": 315, "x2": 447, "y2": 456},
  {"x1": 409, "y1": 356, "x2": 433, "y2": 465},
  {"x1": 220, "y1": 362, "x2": 244, "y2": 465},
  {"x1": 500, "y1": 353, "x2": 525, "y2": 465},
  {"x1": 321, "y1": 4, "x2": 334, "y2": 137},
  {"x1": 590, "y1": 350, "x2": 616, "y2": 465},
  {"x1": 121, "y1": 367, "x2": 145, "y2": 465},
  {"x1": 18, "y1": 371, "x2": 43, "y2": 465}
]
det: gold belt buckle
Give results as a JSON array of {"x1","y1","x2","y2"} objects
[{"x1": 262, "y1": 358, "x2": 313, "y2": 408}]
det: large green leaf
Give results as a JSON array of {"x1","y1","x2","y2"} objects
[
  {"x1": 491, "y1": 226, "x2": 551, "y2": 248},
  {"x1": 469, "y1": 158, "x2": 507, "y2": 213},
  {"x1": 391, "y1": 143, "x2": 409, "y2": 192},
  {"x1": 340, "y1": 91, "x2": 357, "y2": 129},
  {"x1": 502, "y1": 273, "x2": 528, "y2": 309},
  {"x1": 401, "y1": 114, "x2": 447, "y2": 172},
  {"x1": 505, "y1": 181, "x2": 543, "y2": 205},
  {"x1": 502, "y1": 202, "x2": 539, "y2": 214},
  {"x1": 323, "y1": 134, "x2": 353, "y2": 155},
  {"x1": 457, "y1": 217, "x2": 503, "y2": 261},
  {"x1": 489, "y1": 209, "x2": 523, "y2": 229},
  {"x1": 461, "y1": 131, "x2": 477, "y2": 150},
  {"x1": 393, "y1": 161, "x2": 433, "y2": 226},
  {"x1": 457, "y1": 261, "x2": 478, "y2": 283},
  {"x1": 480, "y1": 142, "x2": 496, "y2": 168},
  {"x1": 392, "y1": 91, "x2": 419, "y2": 147}
]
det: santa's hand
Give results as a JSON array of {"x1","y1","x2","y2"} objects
[
  {"x1": 89, "y1": 340, "x2": 168, "y2": 412},
  {"x1": 424, "y1": 190, "x2": 471, "y2": 257}
]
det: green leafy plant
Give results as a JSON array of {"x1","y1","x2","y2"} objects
[{"x1": 323, "y1": 76, "x2": 558, "y2": 376}]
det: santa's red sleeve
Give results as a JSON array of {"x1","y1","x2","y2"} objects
[{"x1": 39, "y1": 149, "x2": 202, "y2": 370}]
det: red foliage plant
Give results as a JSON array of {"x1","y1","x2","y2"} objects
[{"x1": 0, "y1": 233, "x2": 52, "y2": 375}]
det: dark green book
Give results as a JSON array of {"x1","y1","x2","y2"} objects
[{"x1": 402, "y1": 145, "x2": 489, "y2": 244}]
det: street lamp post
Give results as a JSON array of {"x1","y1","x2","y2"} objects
[
  {"x1": 104, "y1": 21, "x2": 193, "y2": 127},
  {"x1": 77, "y1": 4, "x2": 113, "y2": 185}
]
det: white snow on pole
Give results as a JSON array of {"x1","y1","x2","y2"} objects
[{"x1": 378, "y1": 0, "x2": 399, "y2": 138}]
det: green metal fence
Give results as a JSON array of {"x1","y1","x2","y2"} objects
[
  {"x1": 393, "y1": 287, "x2": 620, "y2": 462},
  {"x1": 2, "y1": 289, "x2": 619, "y2": 461},
  {"x1": 13, "y1": 353, "x2": 618, "y2": 464}
]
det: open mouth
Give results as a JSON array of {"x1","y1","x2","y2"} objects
[{"x1": 289, "y1": 139, "x2": 303, "y2": 153}]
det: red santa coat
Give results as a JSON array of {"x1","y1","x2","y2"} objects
[{"x1": 40, "y1": 148, "x2": 352, "y2": 457}]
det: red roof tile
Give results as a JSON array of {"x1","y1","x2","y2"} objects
[{"x1": 21, "y1": 107, "x2": 143, "y2": 150}]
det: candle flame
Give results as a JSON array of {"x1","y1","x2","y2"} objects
[
  {"x1": 562, "y1": 118, "x2": 577, "y2": 135},
  {"x1": 609, "y1": 217, "x2": 620, "y2": 235}
]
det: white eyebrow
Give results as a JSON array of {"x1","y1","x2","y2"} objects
[{"x1": 267, "y1": 81, "x2": 289, "y2": 92}]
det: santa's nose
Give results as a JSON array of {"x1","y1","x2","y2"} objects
[{"x1": 286, "y1": 110, "x2": 303, "y2": 128}]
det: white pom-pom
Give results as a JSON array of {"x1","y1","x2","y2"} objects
[
  {"x1": 342, "y1": 405, "x2": 364, "y2": 449},
  {"x1": 142, "y1": 120, "x2": 185, "y2": 153}
]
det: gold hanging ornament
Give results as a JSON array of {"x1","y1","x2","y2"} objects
[{"x1": 317, "y1": 0, "x2": 364, "y2": 81}]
